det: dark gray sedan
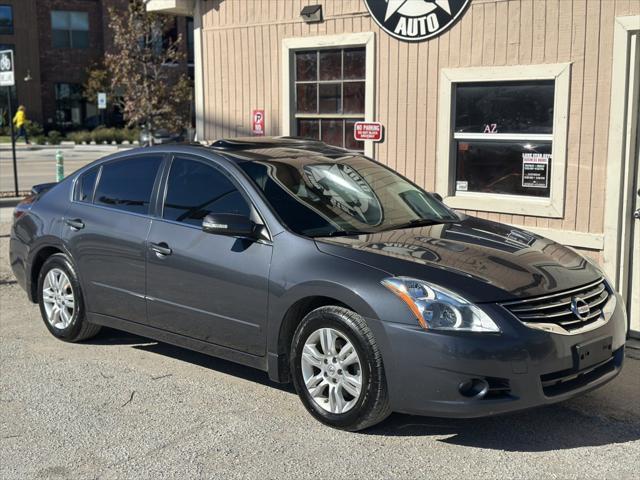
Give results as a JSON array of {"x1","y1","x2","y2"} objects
[{"x1": 9, "y1": 137, "x2": 627, "y2": 431}]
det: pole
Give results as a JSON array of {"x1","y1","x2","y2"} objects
[
  {"x1": 7, "y1": 88, "x2": 18, "y2": 196},
  {"x1": 56, "y1": 149, "x2": 64, "y2": 182}
]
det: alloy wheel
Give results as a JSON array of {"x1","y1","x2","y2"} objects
[
  {"x1": 300, "y1": 327, "x2": 363, "y2": 414},
  {"x1": 42, "y1": 268, "x2": 75, "y2": 330}
]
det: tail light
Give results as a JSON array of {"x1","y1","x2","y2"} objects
[
  {"x1": 13, "y1": 182, "x2": 56, "y2": 223},
  {"x1": 13, "y1": 194, "x2": 36, "y2": 222}
]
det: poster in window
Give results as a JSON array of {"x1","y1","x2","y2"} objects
[{"x1": 522, "y1": 153, "x2": 550, "y2": 188}]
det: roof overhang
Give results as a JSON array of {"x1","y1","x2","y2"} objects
[{"x1": 145, "y1": 0, "x2": 195, "y2": 16}]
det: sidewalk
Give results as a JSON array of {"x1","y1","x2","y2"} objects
[
  {"x1": 0, "y1": 142, "x2": 137, "y2": 152},
  {"x1": 0, "y1": 147, "x2": 121, "y2": 193}
]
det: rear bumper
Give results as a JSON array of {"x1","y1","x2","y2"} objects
[
  {"x1": 9, "y1": 231, "x2": 30, "y2": 297},
  {"x1": 370, "y1": 292, "x2": 627, "y2": 418}
]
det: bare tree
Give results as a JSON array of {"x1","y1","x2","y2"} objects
[{"x1": 105, "y1": 0, "x2": 192, "y2": 143}]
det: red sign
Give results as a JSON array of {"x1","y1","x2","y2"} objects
[
  {"x1": 252, "y1": 109, "x2": 265, "y2": 136},
  {"x1": 354, "y1": 122, "x2": 383, "y2": 142}
]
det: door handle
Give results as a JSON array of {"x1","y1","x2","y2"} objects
[
  {"x1": 634, "y1": 209, "x2": 640, "y2": 220},
  {"x1": 150, "y1": 242, "x2": 172, "y2": 256},
  {"x1": 65, "y1": 218, "x2": 85, "y2": 230}
]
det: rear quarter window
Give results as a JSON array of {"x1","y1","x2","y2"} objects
[
  {"x1": 94, "y1": 155, "x2": 163, "y2": 215},
  {"x1": 74, "y1": 167, "x2": 99, "y2": 203}
]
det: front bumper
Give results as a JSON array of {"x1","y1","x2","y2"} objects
[{"x1": 369, "y1": 292, "x2": 627, "y2": 418}]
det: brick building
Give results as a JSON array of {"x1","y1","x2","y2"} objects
[{"x1": 0, "y1": 0, "x2": 193, "y2": 130}]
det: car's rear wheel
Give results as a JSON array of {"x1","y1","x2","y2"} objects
[
  {"x1": 290, "y1": 306, "x2": 391, "y2": 431},
  {"x1": 37, "y1": 253, "x2": 100, "y2": 342}
]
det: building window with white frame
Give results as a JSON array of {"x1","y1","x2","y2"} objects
[
  {"x1": 293, "y1": 47, "x2": 366, "y2": 151},
  {"x1": 454, "y1": 80, "x2": 555, "y2": 198},
  {"x1": 437, "y1": 63, "x2": 571, "y2": 218}
]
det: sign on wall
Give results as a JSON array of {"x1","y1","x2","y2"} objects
[
  {"x1": 0, "y1": 49, "x2": 15, "y2": 87},
  {"x1": 522, "y1": 153, "x2": 551, "y2": 188},
  {"x1": 252, "y1": 109, "x2": 265, "y2": 136},
  {"x1": 354, "y1": 122, "x2": 383, "y2": 142},
  {"x1": 364, "y1": 0, "x2": 472, "y2": 42}
]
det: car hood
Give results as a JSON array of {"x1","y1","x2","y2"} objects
[{"x1": 314, "y1": 216, "x2": 602, "y2": 303}]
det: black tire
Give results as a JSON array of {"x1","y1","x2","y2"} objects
[
  {"x1": 290, "y1": 306, "x2": 391, "y2": 431},
  {"x1": 37, "y1": 253, "x2": 101, "y2": 342}
]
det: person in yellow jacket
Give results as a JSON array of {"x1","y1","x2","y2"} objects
[{"x1": 13, "y1": 105, "x2": 29, "y2": 144}]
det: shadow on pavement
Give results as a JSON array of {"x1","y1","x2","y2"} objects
[
  {"x1": 86, "y1": 327, "x2": 155, "y2": 346},
  {"x1": 367, "y1": 404, "x2": 640, "y2": 451},
  {"x1": 85, "y1": 328, "x2": 640, "y2": 451},
  {"x1": 87, "y1": 327, "x2": 295, "y2": 394}
]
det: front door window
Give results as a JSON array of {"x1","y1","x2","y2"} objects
[{"x1": 162, "y1": 156, "x2": 250, "y2": 226}]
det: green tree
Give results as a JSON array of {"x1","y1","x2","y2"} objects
[
  {"x1": 83, "y1": 63, "x2": 112, "y2": 105},
  {"x1": 105, "y1": 0, "x2": 192, "y2": 143}
]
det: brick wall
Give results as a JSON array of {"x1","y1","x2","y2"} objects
[
  {"x1": 0, "y1": 0, "x2": 43, "y2": 124},
  {"x1": 34, "y1": 0, "x2": 192, "y2": 130},
  {"x1": 36, "y1": 0, "x2": 104, "y2": 127}
]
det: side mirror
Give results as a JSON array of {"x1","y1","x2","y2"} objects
[
  {"x1": 202, "y1": 213, "x2": 257, "y2": 238},
  {"x1": 431, "y1": 192, "x2": 443, "y2": 202}
]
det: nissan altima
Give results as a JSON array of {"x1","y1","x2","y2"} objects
[{"x1": 9, "y1": 137, "x2": 627, "y2": 431}]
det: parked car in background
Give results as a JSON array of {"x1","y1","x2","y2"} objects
[
  {"x1": 9, "y1": 137, "x2": 627, "y2": 431},
  {"x1": 139, "y1": 128, "x2": 185, "y2": 146}
]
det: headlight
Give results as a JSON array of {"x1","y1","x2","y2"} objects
[{"x1": 381, "y1": 277, "x2": 500, "y2": 333}]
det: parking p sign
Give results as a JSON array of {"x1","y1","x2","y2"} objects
[
  {"x1": 0, "y1": 50, "x2": 15, "y2": 87},
  {"x1": 252, "y1": 109, "x2": 265, "y2": 136}
]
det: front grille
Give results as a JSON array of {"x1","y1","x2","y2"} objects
[{"x1": 502, "y1": 278, "x2": 609, "y2": 332}]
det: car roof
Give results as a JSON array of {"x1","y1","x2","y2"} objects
[
  {"x1": 116, "y1": 137, "x2": 359, "y2": 166},
  {"x1": 209, "y1": 136, "x2": 356, "y2": 162}
]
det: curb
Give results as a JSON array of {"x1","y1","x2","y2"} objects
[
  {"x1": 0, "y1": 197, "x2": 21, "y2": 208},
  {"x1": 626, "y1": 338, "x2": 640, "y2": 351}
]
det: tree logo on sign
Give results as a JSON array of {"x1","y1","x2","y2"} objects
[{"x1": 364, "y1": 0, "x2": 471, "y2": 42}]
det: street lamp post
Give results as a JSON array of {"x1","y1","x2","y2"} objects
[
  {"x1": 1, "y1": 49, "x2": 19, "y2": 196},
  {"x1": 7, "y1": 87, "x2": 18, "y2": 196}
]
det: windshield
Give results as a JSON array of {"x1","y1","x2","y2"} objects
[{"x1": 238, "y1": 154, "x2": 459, "y2": 237}]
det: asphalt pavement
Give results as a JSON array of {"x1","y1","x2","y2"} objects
[
  {"x1": 0, "y1": 218, "x2": 639, "y2": 479},
  {"x1": 0, "y1": 146, "x2": 127, "y2": 193}
]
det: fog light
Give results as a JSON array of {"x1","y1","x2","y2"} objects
[{"x1": 458, "y1": 378, "x2": 489, "y2": 398}]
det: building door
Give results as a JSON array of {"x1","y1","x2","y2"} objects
[
  {"x1": 630, "y1": 160, "x2": 639, "y2": 333},
  {"x1": 626, "y1": 32, "x2": 640, "y2": 335},
  {"x1": 606, "y1": 20, "x2": 639, "y2": 338}
]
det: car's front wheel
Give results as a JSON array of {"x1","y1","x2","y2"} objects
[
  {"x1": 290, "y1": 306, "x2": 391, "y2": 431},
  {"x1": 37, "y1": 253, "x2": 101, "y2": 342}
]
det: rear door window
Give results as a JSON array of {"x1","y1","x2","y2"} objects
[
  {"x1": 94, "y1": 155, "x2": 162, "y2": 215},
  {"x1": 75, "y1": 166, "x2": 99, "y2": 203},
  {"x1": 163, "y1": 156, "x2": 250, "y2": 226}
]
